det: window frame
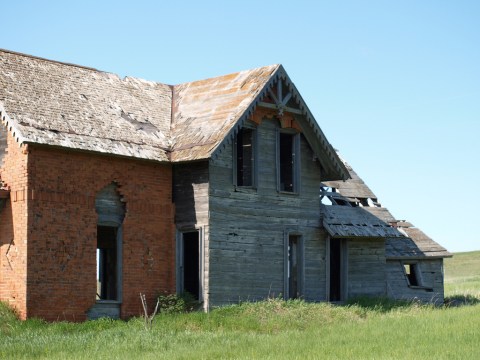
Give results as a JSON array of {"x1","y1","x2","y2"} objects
[
  {"x1": 402, "y1": 261, "x2": 424, "y2": 288},
  {"x1": 233, "y1": 125, "x2": 258, "y2": 189},
  {"x1": 276, "y1": 129, "x2": 301, "y2": 194}
]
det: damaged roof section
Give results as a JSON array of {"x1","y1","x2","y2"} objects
[
  {"x1": 323, "y1": 153, "x2": 378, "y2": 204},
  {"x1": 322, "y1": 153, "x2": 451, "y2": 259},
  {"x1": 0, "y1": 49, "x2": 172, "y2": 161}
]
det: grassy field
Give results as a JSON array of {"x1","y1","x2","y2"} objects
[
  {"x1": 1, "y1": 251, "x2": 479, "y2": 359},
  {"x1": 445, "y1": 250, "x2": 480, "y2": 297}
]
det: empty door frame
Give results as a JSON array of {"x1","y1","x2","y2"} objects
[
  {"x1": 176, "y1": 228, "x2": 204, "y2": 302},
  {"x1": 326, "y1": 236, "x2": 348, "y2": 302},
  {"x1": 95, "y1": 184, "x2": 125, "y2": 305},
  {"x1": 284, "y1": 231, "x2": 304, "y2": 300},
  {"x1": 96, "y1": 225, "x2": 122, "y2": 301}
]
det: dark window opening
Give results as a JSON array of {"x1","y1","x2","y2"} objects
[
  {"x1": 404, "y1": 263, "x2": 420, "y2": 286},
  {"x1": 330, "y1": 240, "x2": 342, "y2": 301},
  {"x1": 236, "y1": 128, "x2": 255, "y2": 187},
  {"x1": 279, "y1": 133, "x2": 295, "y2": 192},
  {"x1": 288, "y1": 235, "x2": 302, "y2": 299},
  {"x1": 97, "y1": 226, "x2": 118, "y2": 301},
  {"x1": 183, "y1": 231, "x2": 200, "y2": 300}
]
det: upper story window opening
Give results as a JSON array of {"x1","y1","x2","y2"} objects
[
  {"x1": 278, "y1": 131, "x2": 300, "y2": 193},
  {"x1": 234, "y1": 127, "x2": 257, "y2": 187}
]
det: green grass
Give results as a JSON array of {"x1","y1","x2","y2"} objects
[
  {"x1": 1, "y1": 250, "x2": 479, "y2": 359},
  {"x1": 445, "y1": 250, "x2": 480, "y2": 297},
  {"x1": 1, "y1": 299, "x2": 479, "y2": 359}
]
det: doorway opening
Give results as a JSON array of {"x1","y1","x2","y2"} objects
[
  {"x1": 329, "y1": 239, "x2": 346, "y2": 301},
  {"x1": 88, "y1": 183, "x2": 125, "y2": 320},
  {"x1": 288, "y1": 236, "x2": 300, "y2": 299},
  {"x1": 285, "y1": 234, "x2": 303, "y2": 299},
  {"x1": 181, "y1": 231, "x2": 200, "y2": 300},
  {"x1": 96, "y1": 226, "x2": 119, "y2": 300}
]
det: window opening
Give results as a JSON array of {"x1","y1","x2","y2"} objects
[
  {"x1": 235, "y1": 128, "x2": 255, "y2": 187},
  {"x1": 97, "y1": 226, "x2": 118, "y2": 300},
  {"x1": 182, "y1": 231, "x2": 200, "y2": 300},
  {"x1": 279, "y1": 133, "x2": 295, "y2": 192},
  {"x1": 403, "y1": 263, "x2": 420, "y2": 286}
]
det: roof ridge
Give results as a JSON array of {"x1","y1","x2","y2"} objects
[
  {"x1": 0, "y1": 48, "x2": 103, "y2": 73},
  {"x1": 173, "y1": 64, "x2": 281, "y2": 88}
]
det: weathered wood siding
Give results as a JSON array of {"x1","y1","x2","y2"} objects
[
  {"x1": 386, "y1": 259, "x2": 445, "y2": 304},
  {"x1": 208, "y1": 118, "x2": 327, "y2": 307},
  {"x1": 173, "y1": 161, "x2": 210, "y2": 307},
  {"x1": 173, "y1": 162, "x2": 209, "y2": 228},
  {"x1": 347, "y1": 239, "x2": 386, "y2": 298}
]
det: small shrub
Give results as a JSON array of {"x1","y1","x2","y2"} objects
[{"x1": 157, "y1": 292, "x2": 199, "y2": 314}]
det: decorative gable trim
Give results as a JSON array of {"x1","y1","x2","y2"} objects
[
  {"x1": 0, "y1": 102, "x2": 27, "y2": 148},
  {"x1": 211, "y1": 66, "x2": 349, "y2": 181}
]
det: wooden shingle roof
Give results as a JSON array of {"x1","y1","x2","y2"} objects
[
  {"x1": 170, "y1": 65, "x2": 278, "y2": 162},
  {"x1": 322, "y1": 205, "x2": 404, "y2": 238},
  {"x1": 0, "y1": 49, "x2": 348, "y2": 180},
  {"x1": 385, "y1": 222, "x2": 452, "y2": 259},
  {"x1": 0, "y1": 49, "x2": 172, "y2": 161}
]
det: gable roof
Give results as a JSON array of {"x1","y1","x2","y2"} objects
[
  {"x1": 171, "y1": 65, "x2": 349, "y2": 180},
  {"x1": 0, "y1": 49, "x2": 348, "y2": 180},
  {"x1": 322, "y1": 154, "x2": 451, "y2": 259}
]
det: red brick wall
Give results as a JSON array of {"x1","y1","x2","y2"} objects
[
  {"x1": 10, "y1": 144, "x2": 174, "y2": 321},
  {"x1": 0, "y1": 133, "x2": 29, "y2": 319}
]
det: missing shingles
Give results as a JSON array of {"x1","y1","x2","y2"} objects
[{"x1": 121, "y1": 110, "x2": 159, "y2": 134}]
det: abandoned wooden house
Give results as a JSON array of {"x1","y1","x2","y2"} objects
[{"x1": 0, "y1": 49, "x2": 451, "y2": 321}]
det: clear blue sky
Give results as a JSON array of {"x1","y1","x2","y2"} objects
[{"x1": 2, "y1": 1, "x2": 479, "y2": 252}]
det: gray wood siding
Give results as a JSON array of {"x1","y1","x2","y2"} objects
[
  {"x1": 386, "y1": 259, "x2": 445, "y2": 304},
  {"x1": 173, "y1": 162, "x2": 210, "y2": 308},
  {"x1": 173, "y1": 162, "x2": 209, "y2": 228},
  {"x1": 208, "y1": 118, "x2": 327, "y2": 307},
  {"x1": 347, "y1": 239, "x2": 386, "y2": 298}
]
